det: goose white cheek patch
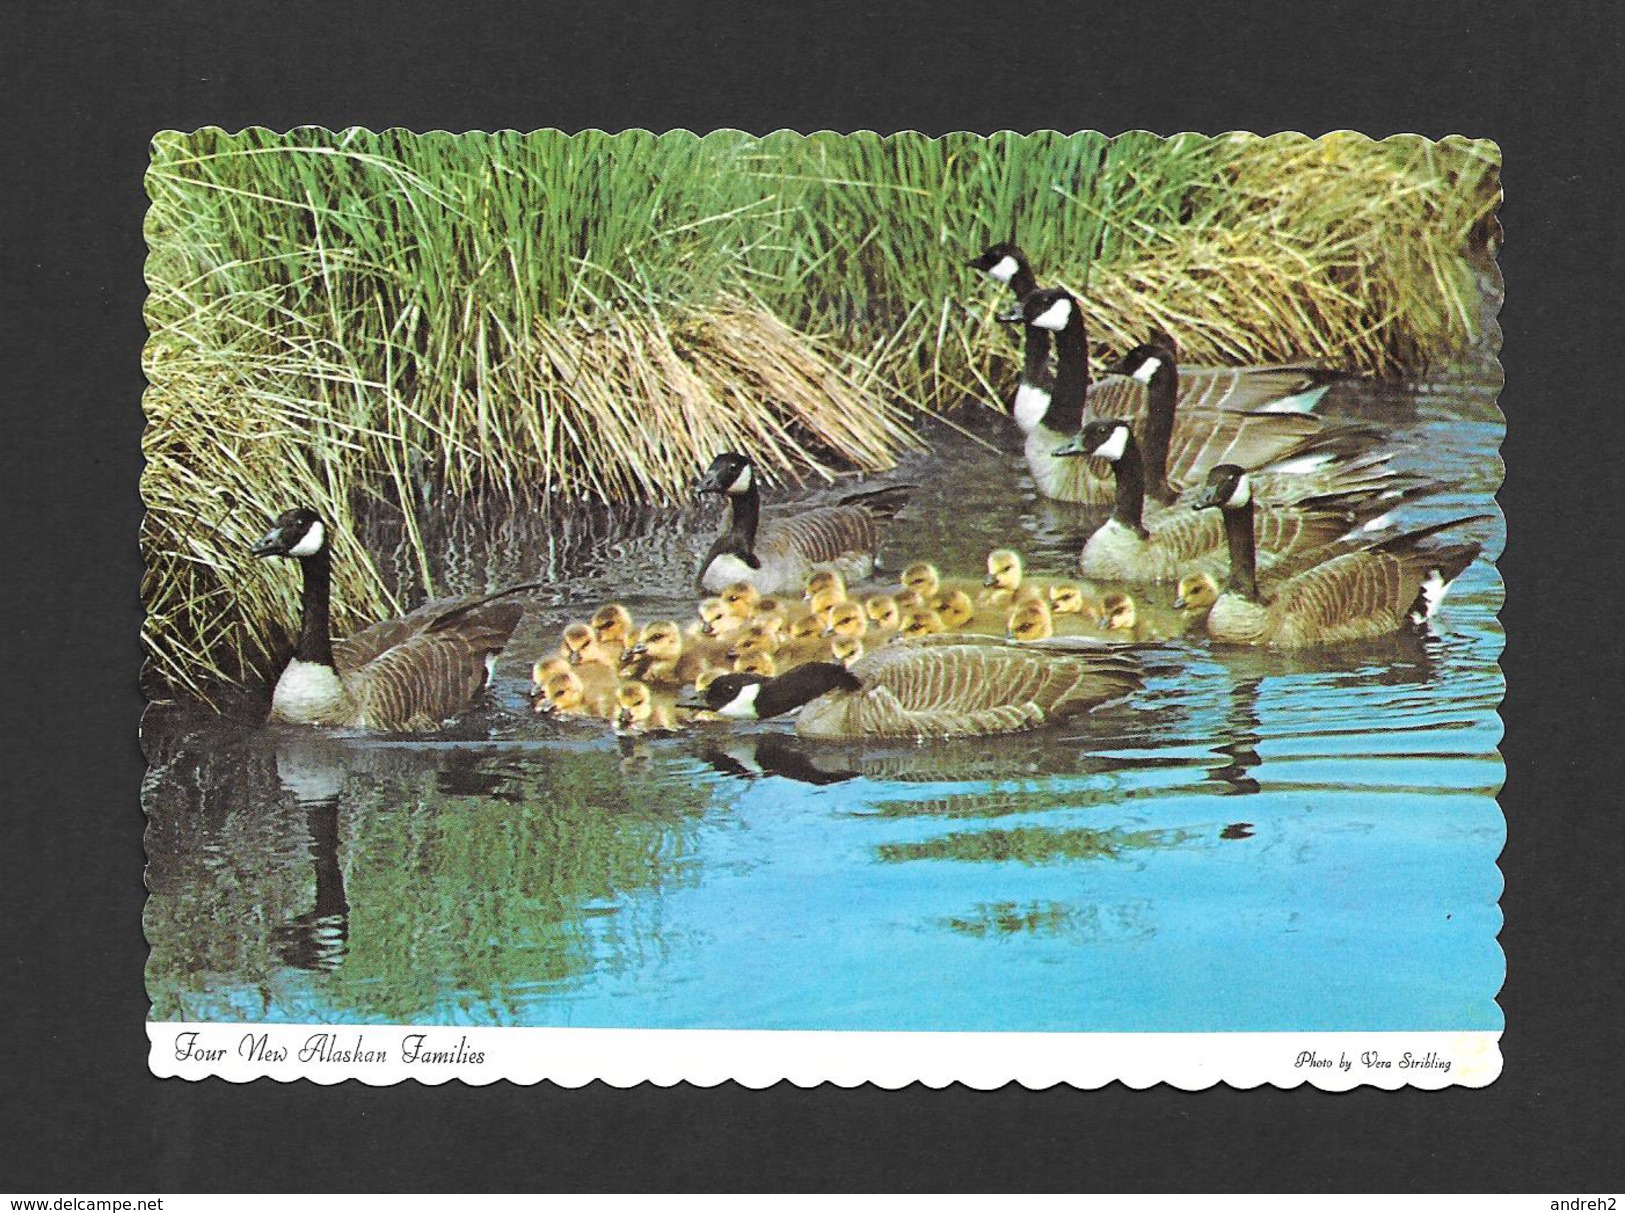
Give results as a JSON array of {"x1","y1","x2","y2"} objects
[
  {"x1": 1131, "y1": 356, "x2": 1163, "y2": 385},
  {"x1": 287, "y1": 519, "x2": 325, "y2": 556},
  {"x1": 1092, "y1": 426, "x2": 1130, "y2": 462},
  {"x1": 1031, "y1": 296, "x2": 1072, "y2": 331},
  {"x1": 987, "y1": 254, "x2": 1018, "y2": 283},
  {"x1": 718, "y1": 681, "x2": 762, "y2": 719},
  {"x1": 727, "y1": 464, "x2": 753, "y2": 493},
  {"x1": 1224, "y1": 474, "x2": 1253, "y2": 508}
]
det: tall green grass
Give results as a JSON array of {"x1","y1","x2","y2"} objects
[{"x1": 143, "y1": 129, "x2": 1499, "y2": 696}]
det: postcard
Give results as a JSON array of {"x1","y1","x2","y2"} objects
[{"x1": 142, "y1": 128, "x2": 1502, "y2": 1088}]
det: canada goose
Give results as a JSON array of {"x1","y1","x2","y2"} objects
[
  {"x1": 249, "y1": 507, "x2": 534, "y2": 732},
  {"x1": 1184, "y1": 464, "x2": 1488, "y2": 649},
  {"x1": 1000, "y1": 288, "x2": 1371, "y2": 505},
  {"x1": 614, "y1": 680, "x2": 678, "y2": 735},
  {"x1": 695, "y1": 452, "x2": 913, "y2": 594},
  {"x1": 1059, "y1": 419, "x2": 1389, "y2": 584},
  {"x1": 676, "y1": 642, "x2": 1142, "y2": 739},
  {"x1": 973, "y1": 242, "x2": 1341, "y2": 419}
]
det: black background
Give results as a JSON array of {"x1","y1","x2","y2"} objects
[{"x1": 3, "y1": 0, "x2": 1620, "y2": 1193}]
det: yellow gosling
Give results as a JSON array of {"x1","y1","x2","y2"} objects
[
  {"x1": 1048, "y1": 583, "x2": 1100, "y2": 621},
  {"x1": 979, "y1": 548, "x2": 1025, "y2": 605},
  {"x1": 898, "y1": 607, "x2": 946, "y2": 639},
  {"x1": 932, "y1": 589, "x2": 976, "y2": 631},
  {"x1": 822, "y1": 601, "x2": 869, "y2": 640},
  {"x1": 1100, "y1": 593, "x2": 1138, "y2": 634},
  {"x1": 615, "y1": 680, "x2": 676, "y2": 733},
  {"x1": 830, "y1": 636, "x2": 865, "y2": 668},
  {"x1": 901, "y1": 561, "x2": 941, "y2": 599},
  {"x1": 1174, "y1": 573, "x2": 1221, "y2": 615},
  {"x1": 727, "y1": 624, "x2": 779, "y2": 661},
  {"x1": 560, "y1": 621, "x2": 619, "y2": 668},
  {"x1": 721, "y1": 581, "x2": 762, "y2": 624},
  {"x1": 733, "y1": 650, "x2": 779, "y2": 676},
  {"x1": 531, "y1": 655, "x2": 572, "y2": 694},
  {"x1": 536, "y1": 667, "x2": 618, "y2": 719},
  {"x1": 803, "y1": 570, "x2": 848, "y2": 604},
  {"x1": 691, "y1": 596, "x2": 740, "y2": 639},
  {"x1": 1007, "y1": 601, "x2": 1054, "y2": 642},
  {"x1": 865, "y1": 594, "x2": 901, "y2": 631},
  {"x1": 590, "y1": 603, "x2": 635, "y2": 653}
]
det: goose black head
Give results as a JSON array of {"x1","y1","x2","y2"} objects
[
  {"x1": 696, "y1": 452, "x2": 755, "y2": 497},
  {"x1": 250, "y1": 506, "x2": 326, "y2": 559},
  {"x1": 967, "y1": 241, "x2": 1030, "y2": 287},
  {"x1": 1112, "y1": 343, "x2": 1176, "y2": 388},
  {"x1": 998, "y1": 285, "x2": 1077, "y2": 331},
  {"x1": 1056, "y1": 418, "x2": 1131, "y2": 461},
  {"x1": 677, "y1": 671, "x2": 770, "y2": 719},
  {"x1": 1192, "y1": 464, "x2": 1252, "y2": 511}
]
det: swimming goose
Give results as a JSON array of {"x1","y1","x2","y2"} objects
[
  {"x1": 1001, "y1": 288, "x2": 1370, "y2": 505},
  {"x1": 534, "y1": 664, "x2": 619, "y2": 720},
  {"x1": 830, "y1": 636, "x2": 866, "y2": 668},
  {"x1": 559, "y1": 622, "x2": 621, "y2": 668},
  {"x1": 249, "y1": 507, "x2": 534, "y2": 732},
  {"x1": 972, "y1": 243, "x2": 1341, "y2": 421},
  {"x1": 614, "y1": 680, "x2": 678, "y2": 734},
  {"x1": 589, "y1": 603, "x2": 635, "y2": 656},
  {"x1": 676, "y1": 641, "x2": 1142, "y2": 739},
  {"x1": 618, "y1": 620, "x2": 720, "y2": 687},
  {"x1": 864, "y1": 594, "x2": 902, "y2": 632},
  {"x1": 1059, "y1": 419, "x2": 1390, "y2": 584},
  {"x1": 695, "y1": 452, "x2": 913, "y2": 594},
  {"x1": 1183, "y1": 464, "x2": 1487, "y2": 649}
]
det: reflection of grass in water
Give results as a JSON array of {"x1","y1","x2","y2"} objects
[
  {"x1": 940, "y1": 901, "x2": 1088, "y2": 939},
  {"x1": 861, "y1": 785, "x2": 1104, "y2": 821},
  {"x1": 144, "y1": 732, "x2": 714, "y2": 1024},
  {"x1": 877, "y1": 824, "x2": 1192, "y2": 866}
]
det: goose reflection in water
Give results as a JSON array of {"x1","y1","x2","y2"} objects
[{"x1": 271, "y1": 740, "x2": 352, "y2": 973}]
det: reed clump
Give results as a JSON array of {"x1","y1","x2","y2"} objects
[{"x1": 143, "y1": 128, "x2": 1497, "y2": 695}]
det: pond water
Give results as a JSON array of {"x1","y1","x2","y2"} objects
[{"x1": 143, "y1": 364, "x2": 1504, "y2": 1033}]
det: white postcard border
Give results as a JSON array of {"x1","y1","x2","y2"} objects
[{"x1": 149, "y1": 1023, "x2": 1501, "y2": 1089}]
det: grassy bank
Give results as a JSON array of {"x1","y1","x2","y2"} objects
[{"x1": 143, "y1": 129, "x2": 1499, "y2": 695}]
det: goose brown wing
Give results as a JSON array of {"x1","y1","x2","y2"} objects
[
  {"x1": 1176, "y1": 365, "x2": 1337, "y2": 413},
  {"x1": 335, "y1": 586, "x2": 537, "y2": 674},
  {"x1": 1163, "y1": 411, "x2": 1326, "y2": 490},
  {"x1": 1085, "y1": 374, "x2": 1151, "y2": 422},
  {"x1": 759, "y1": 504, "x2": 883, "y2": 567},
  {"x1": 847, "y1": 644, "x2": 1140, "y2": 737},
  {"x1": 339, "y1": 600, "x2": 525, "y2": 730},
  {"x1": 1265, "y1": 549, "x2": 1416, "y2": 644}
]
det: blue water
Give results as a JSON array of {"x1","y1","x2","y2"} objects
[{"x1": 143, "y1": 370, "x2": 1504, "y2": 1032}]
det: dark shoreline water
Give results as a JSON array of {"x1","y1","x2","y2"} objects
[{"x1": 143, "y1": 363, "x2": 1503, "y2": 1032}]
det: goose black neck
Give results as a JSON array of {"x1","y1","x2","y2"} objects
[
  {"x1": 725, "y1": 484, "x2": 761, "y2": 554},
  {"x1": 756, "y1": 662, "x2": 862, "y2": 718},
  {"x1": 1044, "y1": 311, "x2": 1091, "y2": 434},
  {"x1": 1007, "y1": 263, "x2": 1038, "y2": 299},
  {"x1": 1020, "y1": 323, "x2": 1052, "y2": 390},
  {"x1": 1109, "y1": 431, "x2": 1151, "y2": 538},
  {"x1": 1220, "y1": 499, "x2": 1261, "y2": 602},
  {"x1": 295, "y1": 547, "x2": 337, "y2": 667},
  {"x1": 1140, "y1": 358, "x2": 1178, "y2": 506}
]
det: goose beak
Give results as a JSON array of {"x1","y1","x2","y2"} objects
[
  {"x1": 1190, "y1": 485, "x2": 1224, "y2": 511},
  {"x1": 1053, "y1": 433, "x2": 1090, "y2": 458},
  {"x1": 983, "y1": 574, "x2": 998, "y2": 587},
  {"x1": 675, "y1": 688, "x2": 708, "y2": 710},
  {"x1": 616, "y1": 711, "x2": 633, "y2": 729},
  {"x1": 1173, "y1": 595, "x2": 1188, "y2": 609},
  {"x1": 995, "y1": 306, "x2": 1025, "y2": 324},
  {"x1": 249, "y1": 527, "x2": 286, "y2": 557},
  {"x1": 566, "y1": 649, "x2": 583, "y2": 665},
  {"x1": 695, "y1": 470, "x2": 725, "y2": 495}
]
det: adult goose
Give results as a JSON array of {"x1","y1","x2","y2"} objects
[
  {"x1": 250, "y1": 507, "x2": 535, "y2": 731},
  {"x1": 1058, "y1": 418, "x2": 1397, "y2": 584},
  {"x1": 677, "y1": 640, "x2": 1141, "y2": 739},
  {"x1": 1181, "y1": 465, "x2": 1487, "y2": 649},
  {"x1": 1002, "y1": 287, "x2": 1374, "y2": 506},
  {"x1": 694, "y1": 452, "x2": 913, "y2": 595},
  {"x1": 970, "y1": 242, "x2": 1343, "y2": 417}
]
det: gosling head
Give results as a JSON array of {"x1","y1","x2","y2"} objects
[
  {"x1": 899, "y1": 608, "x2": 945, "y2": 639},
  {"x1": 985, "y1": 548, "x2": 1024, "y2": 592},
  {"x1": 732, "y1": 650, "x2": 778, "y2": 677},
  {"x1": 901, "y1": 562, "x2": 941, "y2": 599},
  {"x1": 1100, "y1": 592, "x2": 1138, "y2": 633},
  {"x1": 559, "y1": 623, "x2": 597, "y2": 666},
  {"x1": 536, "y1": 668, "x2": 585, "y2": 714},
  {"x1": 590, "y1": 603, "x2": 634, "y2": 646},
  {"x1": 615, "y1": 680, "x2": 655, "y2": 731},
  {"x1": 721, "y1": 581, "x2": 761, "y2": 620},
  {"x1": 1049, "y1": 583, "x2": 1089, "y2": 616},
  {"x1": 1007, "y1": 602, "x2": 1054, "y2": 642},
  {"x1": 933, "y1": 589, "x2": 975, "y2": 630},
  {"x1": 803, "y1": 570, "x2": 847, "y2": 604},
  {"x1": 1174, "y1": 573, "x2": 1221, "y2": 613},
  {"x1": 865, "y1": 594, "x2": 901, "y2": 631},
  {"x1": 830, "y1": 636, "x2": 865, "y2": 668},
  {"x1": 822, "y1": 601, "x2": 868, "y2": 640}
]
